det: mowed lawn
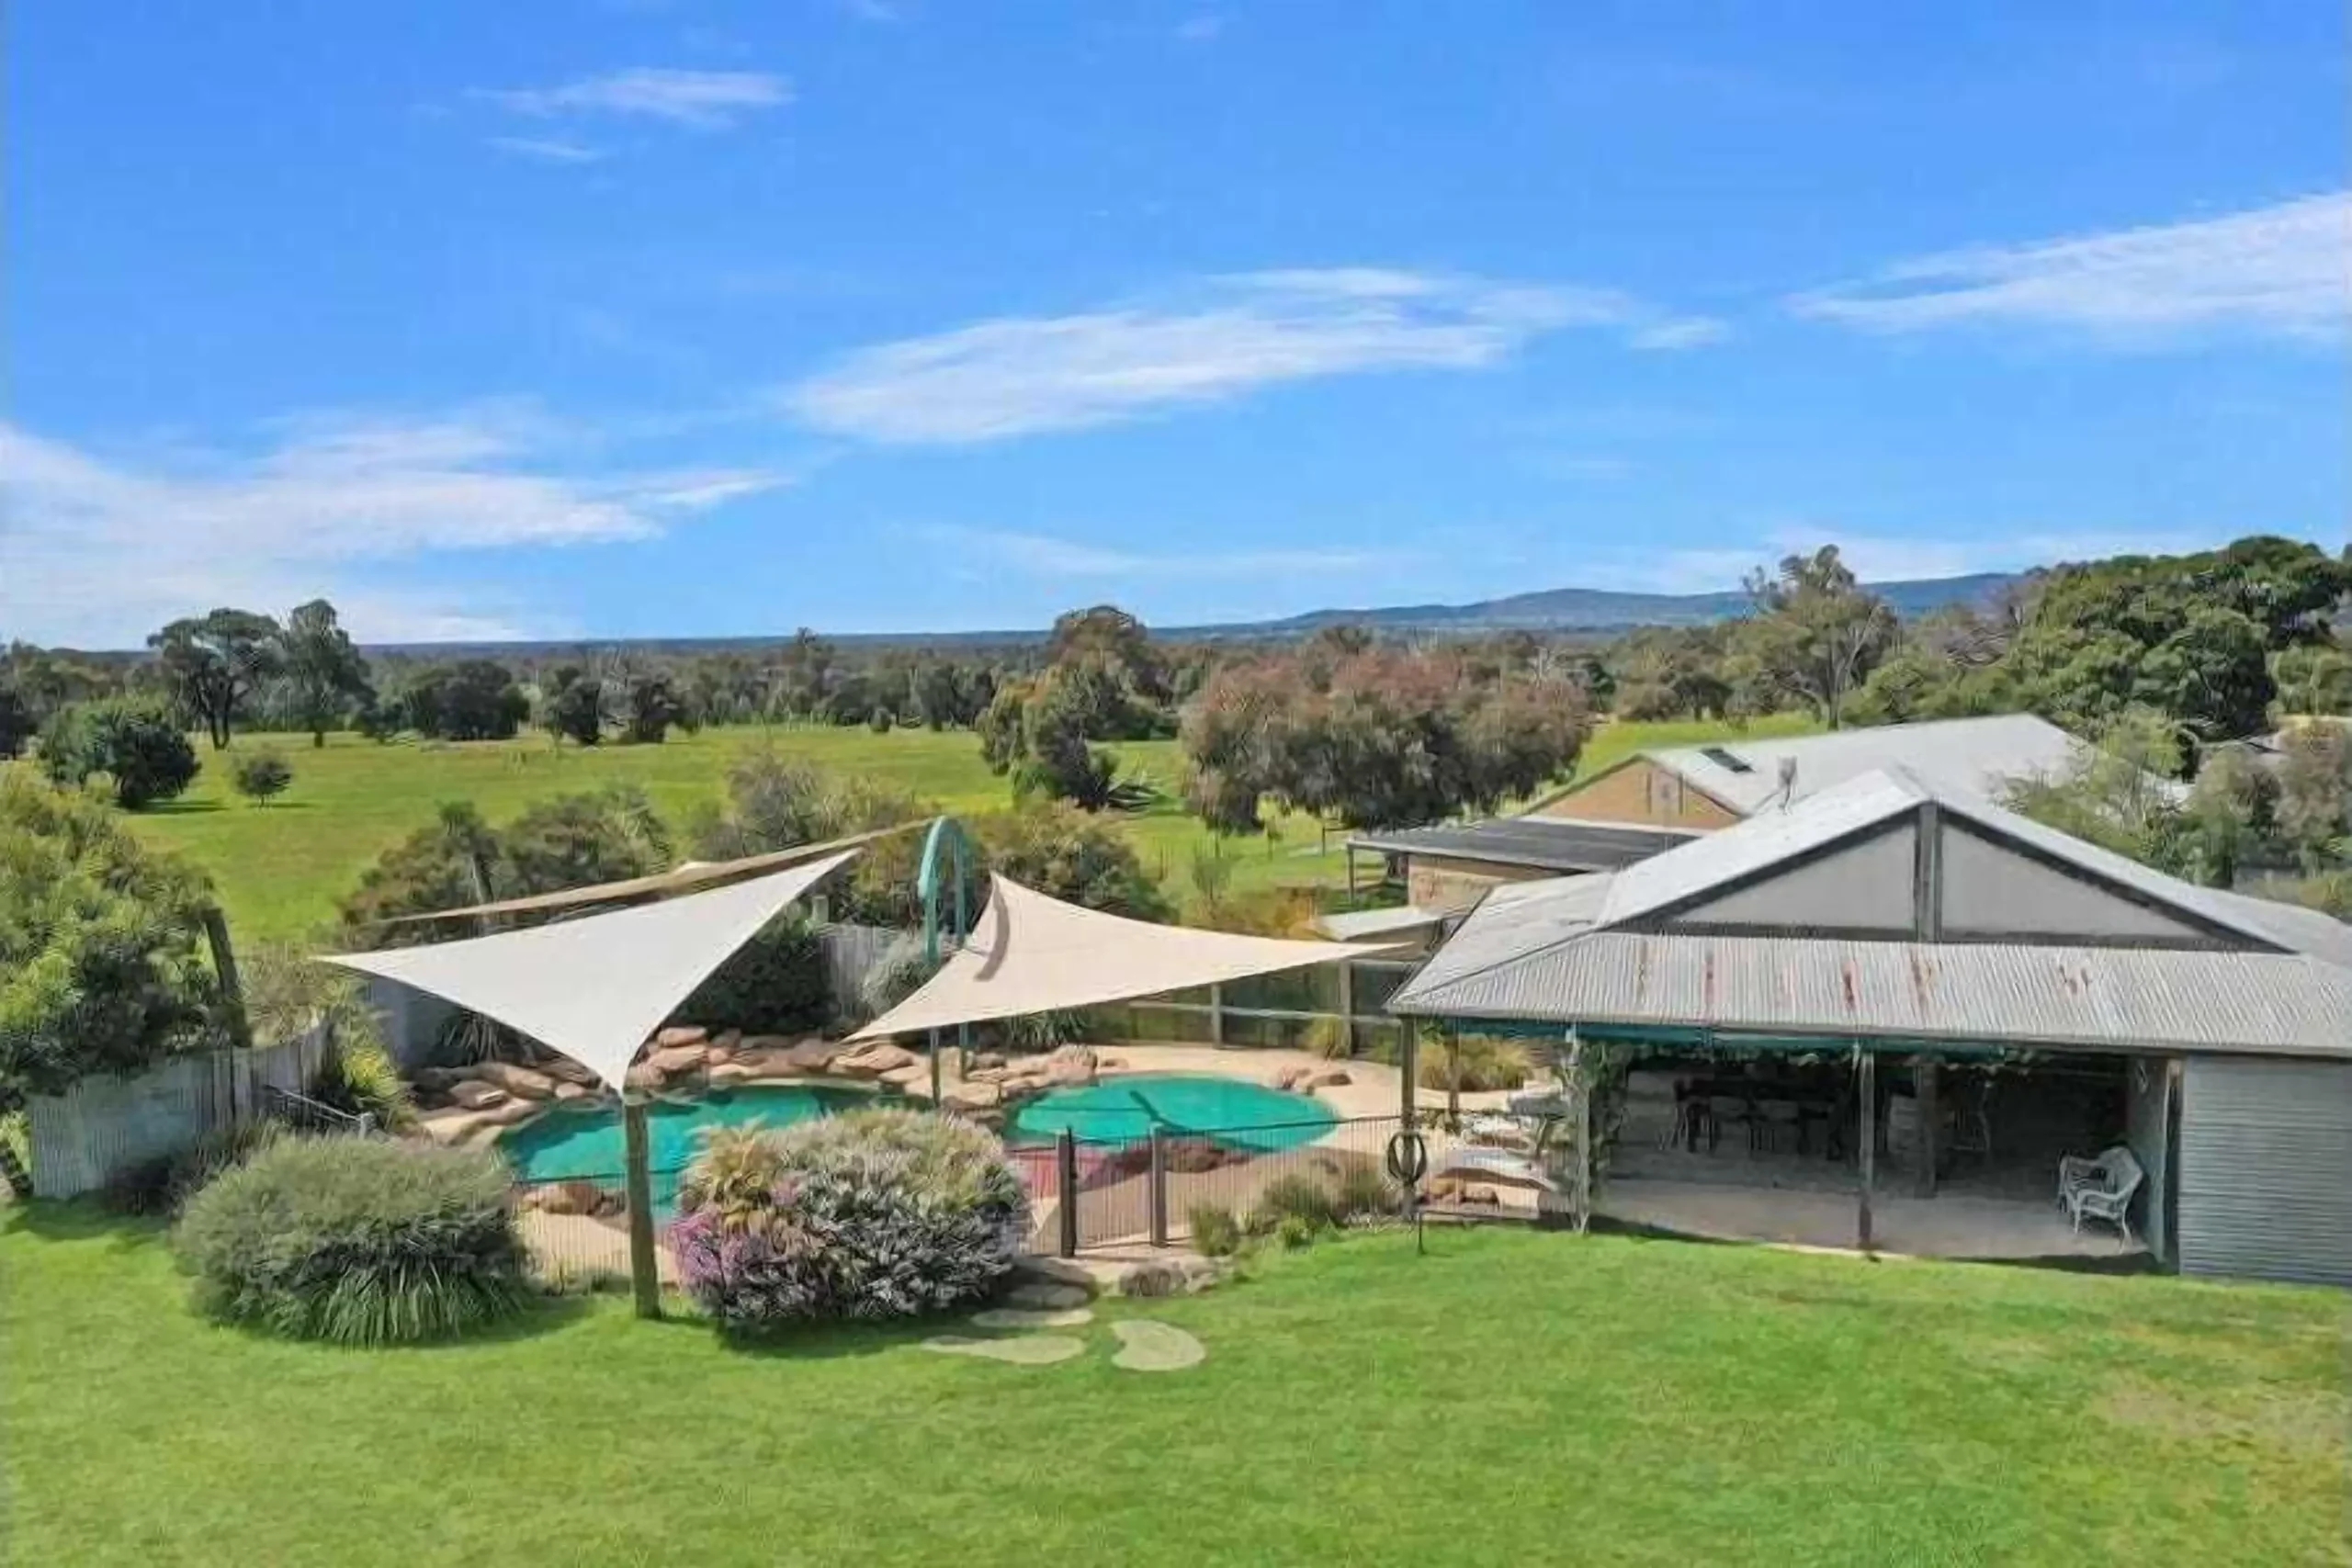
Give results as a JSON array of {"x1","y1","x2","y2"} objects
[
  {"x1": 3, "y1": 1211, "x2": 2342, "y2": 1568},
  {"x1": 112, "y1": 714, "x2": 1817, "y2": 945}
]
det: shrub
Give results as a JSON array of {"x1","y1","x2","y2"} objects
[
  {"x1": 669, "y1": 1107, "x2": 1030, "y2": 1331},
  {"x1": 1189, "y1": 1201, "x2": 1242, "y2": 1258},
  {"x1": 38, "y1": 698, "x2": 200, "y2": 808},
  {"x1": 1418, "y1": 1033, "x2": 1532, "y2": 1093},
  {"x1": 174, "y1": 1137, "x2": 530, "y2": 1345},
  {"x1": 1330, "y1": 1157, "x2": 1399, "y2": 1223},
  {"x1": 230, "y1": 749, "x2": 293, "y2": 806},
  {"x1": 1247, "y1": 1172, "x2": 1340, "y2": 1236},
  {"x1": 1273, "y1": 1213, "x2": 1317, "y2": 1249},
  {"x1": 673, "y1": 916, "x2": 829, "y2": 1035},
  {"x1": 107, "y1": 1120, "x2": 288, "y2": 1217},
  {"x1": 1301, "y1": 1014, "x2": 1351, "y2": 1061}
]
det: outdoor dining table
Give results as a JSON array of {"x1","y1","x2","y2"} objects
[{"x1": 1680, "y1": 1077, "x2": 1844, "y2": 1157}]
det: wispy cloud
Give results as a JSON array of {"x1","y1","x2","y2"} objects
[
  {"x1": 786, "y1": 268, "x2": 1712, "y2": 445},
  {"x1": 918, "y1": 525, "x2": 1412, "y2": 581},
  {"x1": 1175, "y1": 14, "x2": 1225, "y2": 43},
  {"x1": 0, "y1": 407, "x2": 788, "y2": 645},
  {"x1": 485, "y1": 135, "x2": 607, "y2": 164},
  {"x1": 1792, "y1": 192, "x2": 2352, "y2": 343},
  {"x1": 1628, "y1": 316, "x2": 1730, "y2": 351},
  {"x1": 479, "y1": 68, "x2": 790, "y2": 130}
]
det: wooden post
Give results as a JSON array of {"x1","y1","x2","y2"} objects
[
  {"x1": 1207, "y1": 983, "x2": 1227, "y2": 1046},
  {"x1": 1856, "y1": 1048, "x2": 1877, "y2": 1253},
  {"x1": 1913, "y1": 1055, "x2": 1940, "y2": 1200},
  {"x1": 1148, "y1": 1126, "x2": 1170, "y2": 1248},
  {"x1": 200, "y1": 906, "x2": 253, "y2": 1054},
  {"x1": 1055, "y1": 1130, "x2": 1080, "y2": 1258},
  {"x1": 928, "y1": 1026, "x2": 944, "y2": 1106},
  {"x1": 621, "y1": 1099, "x2": 662, "y2": 1320},
  {"x1": 1399, "y1": 1024, "x2": 1419, "y2": 1126},
  {"x1": 1337, "y1": 961, "x2": 1358, "y2": 1059}
]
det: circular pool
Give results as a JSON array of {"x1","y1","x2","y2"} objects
[
  {"x1": 1003, "y1": 1072, "x2": 1335, "y2": 1153},
  {"x1": 500, "y1": 1083, "x2": 870, "y2": 1209}
]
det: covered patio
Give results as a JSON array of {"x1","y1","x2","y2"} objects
[{"x1": 1390, "y1": 764, "x2": 2352, "y2": 1274}]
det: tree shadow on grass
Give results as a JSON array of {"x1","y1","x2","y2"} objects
[
  {"x1": 2, "y1": 1198, "x2": 169, "y2": 1253},
  {"x1": 704, "y1": 1307, "x2": 992, "y2": 1363},
  {"x1": 137, "y1": 798, "x2": 223, "y2": 816}
]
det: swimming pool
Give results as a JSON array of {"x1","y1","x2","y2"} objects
[
  {"x1": 1002, "y1": 1072, "x2": 1336, "y2": 1153},
  {"x1": 500, "y1": 1084, "x2": 871, "y2": 1209}
]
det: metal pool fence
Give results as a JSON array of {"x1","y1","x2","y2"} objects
[
  {"x1": 1013, "y1": 1114, "x2": 1406, "y2": 1255},
  {"x1": 507, "y1": 1112, "x2": 1410, "y2": 1287}
]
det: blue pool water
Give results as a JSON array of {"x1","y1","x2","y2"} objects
[
  {"x1": 1003, "y1": 1072, "x2": 1335, "y2": 1152},
  {"x1": 500, "y1": 1084, "x2": 868, "y2": 1209}
]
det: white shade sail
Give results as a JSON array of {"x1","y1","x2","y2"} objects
[
  {"x1": 321, "y1": 851, "x2": 860, "y2": 1094},
  {"x1": 852, "y1": 874, "x2": 1396, "y2": 1041}
]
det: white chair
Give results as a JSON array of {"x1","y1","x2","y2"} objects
[{"x1": 2057, "y1": 1145, "x2": 2143, "y2": 1245}]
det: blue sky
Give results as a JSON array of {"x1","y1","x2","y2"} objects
[{"x1": 6, "y1": 1, "x2": 2346, "y2": 647}]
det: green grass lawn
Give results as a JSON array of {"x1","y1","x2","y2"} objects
[
  {"x1": 2, "y1": 1210, "x2": 2341, "y2": 1567},
  {"x1": 110, "y1": 715, "x2": 1817, "y2": 946}
]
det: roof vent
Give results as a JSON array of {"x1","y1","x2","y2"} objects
[{"x1": 1700, "y1": 746, "x2": 1753, "y2": 774}]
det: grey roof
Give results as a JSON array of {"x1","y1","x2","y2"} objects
[
  {"x1": 1317, "y1": 905, "x2": 1448, "y2": 942},
  {"x1": 1631, "y1": 713, "x2": 2101, "y2": 817},
  {"x1": 1397, "y1": 931, "x2": 2352, "y2": 1060},
  {"x1": 1348, "y1": 818, "x2": 1698, "y2": 874},
  {"x1": 1391, "y1": 763, "x2": 2352, "y2": 1058}
]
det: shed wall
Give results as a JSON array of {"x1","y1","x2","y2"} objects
[
  {"x1": 1531, "y1": 760, "x2": 1741, "y2": 830},
  {"x1": 2177, "y1": 1056, "x2": 2352, "y2": 1287}
]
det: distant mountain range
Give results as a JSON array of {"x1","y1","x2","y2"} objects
[{"x1": 371, "y1": 571, "x2": 2018, "y2": 656}]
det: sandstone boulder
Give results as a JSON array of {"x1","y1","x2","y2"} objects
[
  {"x1": 624, "y1": 1062, "x2": 666, "y2": 1093},
  {"x1": 942, "y1": 1080, "x2": 1003, "y2": 1113},
  {"x1": 654, "y1": 1025, "x2": 708, "y2": 1049},
  {"x1": 646, "y1": 1044, "x2": 708, "y2": 1076},
  {"x1": 1269, "y1": 1066, "x2": 1310, "y2": 1092},
  {"x1": 1043, "y1": 1045, "x2": 1098, "y2": 1088},
  {"x1": 476, "y1": 1097, "x2": 540, "y2": 1128},
  {"x1": 446, "y1": 1079, "x2": 510, "y2": 1111},
  {"x1": 835, "y1": 1043, "x2": 916, "y2": 1079},
  {"x1": 782, "y1": 1038, "x2": 845, "y2": 1072},
  {"x1": 526, "y1": 1179, "x2": 617, "y2": 1217},
  {"x1": 708, "y1": 1062, "x2": 756, "y2": 1084},
  {"x1": 538, "y1": 1056, "x2": 596, "y2": 1087},
  {"x1": 413, "y1": 1066, "x2": 463, "y2": 1091},
  {"x1": 1303, "y1": 1067, "x2": 1352, "y2": 1090},
  {"x1": 881, "y1": 1060, "x2": 932, "y2": 1090},
  {"x1": 472, "y1": 1062, "x2": 557, "y2": 1101},
  {"x1": 711, "y1": 1028, "x2": 742, "y2": 1052},
  {"x1": 552, "y1": 1081, "x2": 593, "y2": 1103},
  {"x1": 971, "y1": 1051, "x2": 1007, "y2": 1071}
]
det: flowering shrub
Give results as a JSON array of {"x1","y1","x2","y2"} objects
[{"x1": 668, "y1": 1108, "x2": 1030, "y2": 1331}]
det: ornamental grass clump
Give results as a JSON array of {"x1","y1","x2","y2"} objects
[
  {"x1": 668, "y1": 1107, "x2": 1030, "y2": 1332},
  {"x1": 173, "y1": 1136, "x2": 530, "y2": 1345}
]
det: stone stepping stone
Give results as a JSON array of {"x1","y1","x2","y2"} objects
[
  {"x1": 969, "y1": 1306, "x2": 1094, "y2": 1330},
  {"x1": 920, "y1": 1334, "x2": 1085, "y2": 1366},
  {"x1": 1110, "y1": 1319, "x2": 1205, "y2": 1373},
  {"x1": 1005, "y1": 1281, "x2": 1091, "y2": 1311}
]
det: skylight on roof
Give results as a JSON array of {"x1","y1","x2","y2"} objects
[{"x1": 1699, "y1": 746, "x2": 1754, "y2": 774}]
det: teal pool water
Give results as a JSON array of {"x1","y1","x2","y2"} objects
[
  {"x1": 500, "y1": 1084, "x2": 868, "y2": 1209},
  {"x1": 1003, "y1": 1072, "x2": 1335, "y2": 1152}
]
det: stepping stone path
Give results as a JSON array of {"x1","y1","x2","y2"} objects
[
  {"x1": 1004, "y1": 1281, "x2": 1091, "y2": 1311},
  {"x1": 968, "y1": 1306, "x2": 1095, "y2": 1330},
  {"x1": 920, "y1": 1335, "x2": 1086, "y2": 1366},
  {"x1": 1110, "y1": 1319, "x2": 1205, "y2": 1373}
]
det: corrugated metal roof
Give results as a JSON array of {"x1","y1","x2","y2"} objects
[
  {"x1": 1347, "y1": 818, "x2": 1696, "y2": 874},
  {"x1": 1645, "y1": 713, "x2": 2098, "y2": 815},
  {"x1": 1392, "y1": 931, "x2": 2352, "y2": 1059},
  {"x1": 1316, "y1": 905, "x2": 1448, "y2": 942}
]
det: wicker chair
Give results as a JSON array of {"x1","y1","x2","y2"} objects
[{"x1": 2057, "y1": 1145, "x2": 2144, "y2": 1245}]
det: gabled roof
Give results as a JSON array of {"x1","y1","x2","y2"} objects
[
  {"x1": 1346, "y1": 817, "x2": 1699, "y2": 874},
  {"x1": 1535, "y1": 713, "x2": 2101, "y2": 819},
  {"x1": 1392, "y1": 766, "x2": 2352, "y2": 1057}
]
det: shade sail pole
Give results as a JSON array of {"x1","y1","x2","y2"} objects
[
  {"x1": 917, "y1": 817, "x2": 976, "y2": 1108},
  {"x1": 621, "y1": 1098, "x2": 661, "y2": 1319}
]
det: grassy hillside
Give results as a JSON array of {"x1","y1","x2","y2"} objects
[{"x1": 111, "y1": 713, "x2": 1818, "y2": 945}]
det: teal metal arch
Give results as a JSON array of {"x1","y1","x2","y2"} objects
[{"x1": 916, "y1": 816, "x2": 978, "y2": 1102}]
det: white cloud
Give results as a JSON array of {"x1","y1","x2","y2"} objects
[
  {"x1": 1792, "y1": 192, "x2": 2352, "y2": 342},
  {"x1": 1628, "y1": 316, "x2": 1731, "y2": 351},
  {"x1": 918, "y1": 525, "x2": 1413, "y2": 580},
  {"x1": 480, "y1": 68, "x2": 790, "y2": 130},
  {"x1": 0, "y1": 410, "x2": 787, "y2": 646},
  {"x1": 786, "y1": 268, "x2": 1703, "y2": 444},
  {"x1": 485, "y1": 135, "x2": 607, "y2": 164}
]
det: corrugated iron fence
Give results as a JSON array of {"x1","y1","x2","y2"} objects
[{"x1": 24, "y1": 1024, "x2": 330, "y2": 1199}]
